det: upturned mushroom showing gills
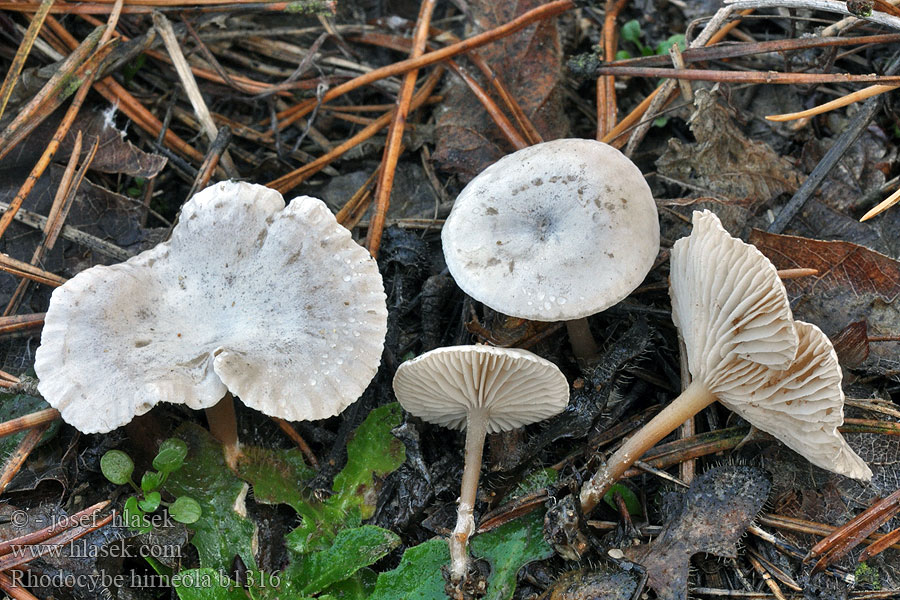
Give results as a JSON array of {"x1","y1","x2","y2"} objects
[
  {"x1": 35, "y1": 181, "x2": 387, "y2": 464},
  {"x1": 577, "y1": 210, "x2": 871, "y2": 516},
  {"x1": 392, "y1": 345, "x2": 569, "y2": 584},
  {"x1": 441, "y1": 138, "x2": 659, "y2": 362}
]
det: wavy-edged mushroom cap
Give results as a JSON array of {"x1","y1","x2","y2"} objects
[
  {"x1": 719, "y1": 321, "x2": 871, "y2": 480},
  {"x1": 35, "y1": 181, "x2": 387, "y2": 433},
  {"x1": 670, "y1": 209, "x2": 799, "y2": 391},
  {"x1": 392, "y1": 345, "x2": 569, "y2": 433},
  {"x1": 669, "y1": 210, "x2": 869, "y2": 481},
  {"x1": 442, "y1": 139, "x2": 659, "y2": 321}
]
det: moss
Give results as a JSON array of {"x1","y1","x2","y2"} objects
[
  {"x1": 55, "y1": 75, "x2": 84, "y2": 100},
  {"x1": 284, "y1": 0, "x2": 334, "y2": 14},
  {"x1": 567, "y1": 52, "x2": 601, "y2": 78},
  {"x1": 855, "y1": 562, "x2": 881, "y2": 589}
]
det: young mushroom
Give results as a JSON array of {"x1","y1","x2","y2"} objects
[
  {"x1": 392, "y1": 345, "x2": 569, "y2": 583},
  {"x1": 35, "y1": 181, "x2": 387, "y2": 466},
  {"x1": 577, "y1": 210, "x2": 871, "y2": 516},
  {"x1": 441, "y1": 138, "x2": 659, "y2": 362}
]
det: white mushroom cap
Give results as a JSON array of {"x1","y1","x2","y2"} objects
[
  {"x1": 392, "y1": 345, "x2": 569, "y2": 433},
  {"x1": 35, "y1": 181, "x2": 387, "y2": 433},
  {"x1": 670, "y1": 209, "x2": 799, "y2": 391},
  {"x1": 718, "y1": 321, "x2": 872, "y2": 481},
  {"x1": 441, "y1": 139, "x2": 659, "y2": 321}
]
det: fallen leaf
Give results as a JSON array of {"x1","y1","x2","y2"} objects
[
  {"x1": 538, "y1": 565, "x2": 640, "y2": 600},
  {"x1": 830, "y1": 320, "x2": 870, "y2": 368},
  {"x1": 7, "y1": 109, "x2": 167, "y2": 178},
  {"x1": 749, "y1": 230, "x2": 900, "y2": 373},
  {"x1": 0, "y1": 393, "x2": 57, "y2": 460},
  {"x1": 0, "y1": 503, "x2": 130, "y2": 599},
  {"x1": 432, "y1": 0, "x2": 568, "y2": 180},
  {"x1": 657, "y1": 88, "x2": 803, "y2": 206},
  {"x1": 799, "y1": 128, "x2": 896, "y2": 214},
  {"x1": 623, "y1": 465, "x2": 770, "y2": 600}
]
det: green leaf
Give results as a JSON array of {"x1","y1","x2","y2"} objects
[
  {"x1": 329, "y1": 403, "x2": 405, "y2": 519},
  {"x1": 173, "y1": 568, "x2": 249, "y2": 600},
  {"x1": 283, "y1": 525, "x2": 400, "y2": 596},
  {"x1": 620, "y1": 19, "x2": 642, "y2": 44},
  {"x1": 170, "y1": 497, "x2": 202, "y2": 524},
  {"x1": 242, "y1": 404, "x2": 405, "y2": 555},
  {"x1": 139, "y1": 491, "x2": 161, "y2": 512},
  {"x1": 236, "y1": 445, "x2": 329, "y2": 553},
  {"x1": 101, "y1": 450, "x2": 134, "y2": 485},
  {"x1": 154, "y1": 438, "x2": 188, "y2": 474},
  {"x1": 0, "y1": 393, "x2": 57, "y2": 459},
  {"x1": 369, "y1": 539, "x2": 449, "y2": 600},
  {"x1": 615, "y1": 50, "x2": 632, "y2": 60},
  {"x1": 166, "y1": 423, "x2": 257, "y2": 570},
  {"x1": 320, "y1": 568, "x2": 377, "y2": 600},
  {"x1": 656, "y1": 34, "x2": 686, "y2": 55},
  {"x1": 142, "y1": 470, "x2": 164, "y2": 493},
  {"x1": 470, "y1": 510, "x2": 554, "y2": 600},
  {"x1": 603, "y1": 483, "x2": 641, "y2": 516},
  {"x1": 123, "y1": 496, "x2": 151, "y2": 533},
  {"x1": 236, "y1": 446, "x2": 315, "y2": 514}
]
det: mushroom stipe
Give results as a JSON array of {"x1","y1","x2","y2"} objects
[{"x1": 393, "y1": 345, "x2": 569, "y2": 583}]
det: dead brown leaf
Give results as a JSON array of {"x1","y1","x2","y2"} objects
[
  {"x1": 799, "y1": 128, "x2": 896, "y2": 214},
  {"x1": 432, "y1": 0, "x2": 568, "y2": 180},
  {"x1": 0, "y1": 164, "x2": 150, "y2": 312},
  {"x1": 749, "y1": 230, "x2": 900, "y2": 373},
  {"x1": 7, "y1": 109, "x2": 166, "y2": 178},
  {"x1": 539, "y1": 566, "x2": 640, "y2": 600},
  {"x1": 657, "y1": 88, "x2": 803, "y2": 206},
  {"x1": 830, "y1": 320, "x2": 870, "y2": 368},
  {"x1": 623, "y1": 465, "x2": 770, "y2": 600}
]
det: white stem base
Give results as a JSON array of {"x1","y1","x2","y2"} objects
[{"x1": 449, "y1": 412, "x2": 488, "y2": 583}]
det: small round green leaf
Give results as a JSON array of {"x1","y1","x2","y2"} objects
[
  {"x1": 169, "y1": 496, "x2": 202, "y2": 524},
  {"x1": 139, "y1": 491, "x2": 161, "y2": 513},
  {"x1": 621, "y1": 20, "x2": 642, "y2": 44},
  {"x1": 101, "y1": 450, "x2": 134, "y2": 485},
  {"x1": 153, "y1": 438, "x2": 188, "y2": 474}
]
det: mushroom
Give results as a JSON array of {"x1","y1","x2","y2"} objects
[
  {"x1": 35, "y1": 181, "x2": 387, "y2": 466},
  {"x1": 392, "y1": 345, "x2": 569, "y2": 582},
  {"x1": 577, "y1": 210, "x2": 871, "y2": 515},
  {"x1": 441, "y1": 138, "x2": 659, "y2": 361}
]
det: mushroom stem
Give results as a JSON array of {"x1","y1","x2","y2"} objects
[
  {"x1": 205, "y1": 392, "x2": 242, "y2": 470},
  {"x1": 565, "y1": 318, "x2": 599, "y2": 363},
  {"x1": 580, "y1": 380, "x2": 716, "y2": 514},
  {"x1": 450, "y1": 410, "x2": 488, "y2": 583}
]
